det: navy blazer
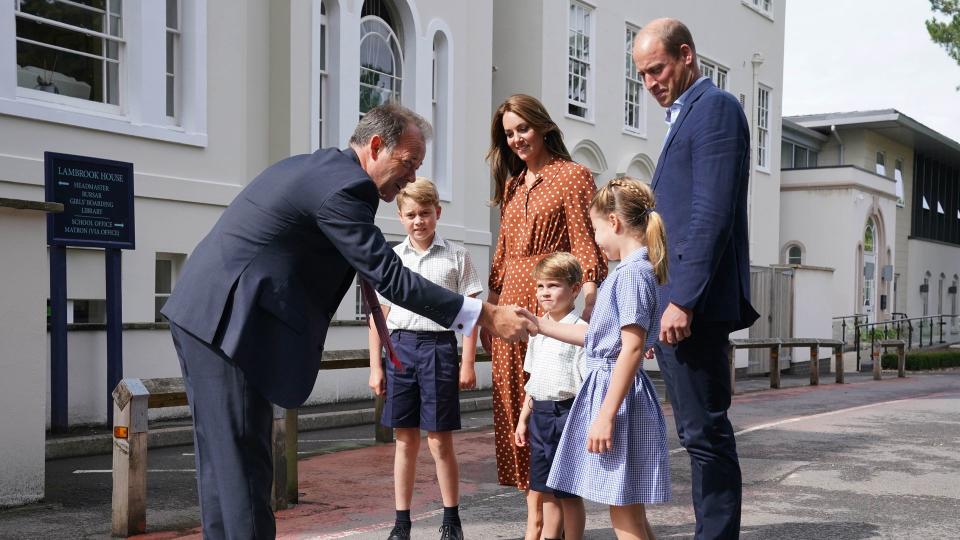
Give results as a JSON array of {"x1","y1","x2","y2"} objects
[
  {"x1": 651, "y1": 80, "x2": 759, "y2": 331},
  {"x1": 162, "y1": 148, "x2": 465, "y2": 407}
]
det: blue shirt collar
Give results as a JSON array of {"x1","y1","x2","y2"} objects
[{"x1": 665, "y1": 76, "x2": 711, "y2": 126}]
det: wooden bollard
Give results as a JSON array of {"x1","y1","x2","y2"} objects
[
  {"x1": 769, "y1": 344, "x2": 781, "y2": 389},
  {"x1": 835, "y1": 346, "x2": 845, "y2": 384},
  {"x1": 809, "y1": 345, "x2": 820, "y2": 386},
  {"x1": 897, "y1": 344, "x2": 906, "y2": 378},
  {"x1": 728, "y1": 342, "x2": 737, "y2": 395},
  {"x1": 271, "y1": 405, "x2": 289, "y2": 511},
  {"x1": 872, "y1": 345, "x2": 882, "y2": 381},
  {"x1": 111, "y1": 379, "x2": 149, "y2": 537}
]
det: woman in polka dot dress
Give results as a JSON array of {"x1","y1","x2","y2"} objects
[{"x1": 481, "y1": 94, "x2": 607, "y2": 539}]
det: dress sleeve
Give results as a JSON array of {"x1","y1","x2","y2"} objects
[
  {"x1": 562, "y1": 163, "x2": 608, "y2": 285},
  {"x1": 615, "y1": 270, "x2": 656, "y2": 335}
]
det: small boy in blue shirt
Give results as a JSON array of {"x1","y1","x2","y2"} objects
[{"x1": 368, "y1": 177, "x2": 483, "y2": 540}]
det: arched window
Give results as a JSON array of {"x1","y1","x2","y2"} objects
[
  {"x1": 359, "y1": 1, "x2": 403, "y2": 117},
  {"x1": 862, "y1": 219, "x2": 877, "y2": 318},
  {"x1": 431, "y1": 31, "x2": 450, "y2": 199},
  {"x1": 317, "y1": 1, "x2": 329, "y2": 147},
  {"x1": 922, "y1": 271, "x2": 931, "y2": 316},
  {"x1": 939, "y1": 273, "x2": 946, "y2": 315},
  {"x1": 786, "y1": 245, "x2": 802, "y2": 265}
]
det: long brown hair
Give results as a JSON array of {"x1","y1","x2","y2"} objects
[
  {"x1": 591, "y1": 177, "x2": 668, "y2": 284},
  {"x1": 486, "y1": 94, "x2": 572, "y2": 206}
]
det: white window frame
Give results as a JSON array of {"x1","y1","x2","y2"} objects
[
  {"x1": 623, "y1": 23, "x2": 645, "y2": 137},
  {"x1": 165, "y1": 0, "x2": 181, "y2": 123},
  {"x1": 756, "y1": 84, "x2": 771, "y2": 171},
  {"x1": 699, "y1": 56, "x2": 728, "y2": 90},
  {"x1": 155, "y1": 252, "x2": 185, "y2": 323},
  {"x1": 784, "y1": 244, "x2": 803, "y2": 265},
  {"x1": 566, "y1": 1, "x2": 594, "y2": 122},
  {"x1": 0, "y1": 0, "x2": 208, "y2": 146},
  {"x1": 875, "y1": 151, "x2": 886, "y2": 176},
  {"x1": 358, "y1": 15, "x2": 403, "y2": 119},
  {"x1": 743, "y1": 0, "x2": 774, "y2": 19},
  {"x1": 894, "y1": 158, "x2": 905, "y2": 207},
  {"x1": 430, "y1": 29, "x2": 453, "y2": 201}
]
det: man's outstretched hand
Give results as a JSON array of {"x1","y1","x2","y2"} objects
[{"x1": 478, "y1": 303, "x2": 538, "y2": 342}]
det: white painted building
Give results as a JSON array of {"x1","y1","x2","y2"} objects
[
  {"x1": 491, "y1": 0, "x2": 786, "y2": 372},
  {"x1": 0, "y1": 0, "x2": 789, "y2": 505},
  {"x1": 783, "y1": 111, "x2": 960, "y2": 341}
]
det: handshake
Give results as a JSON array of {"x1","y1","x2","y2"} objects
[{"x1": 477, "y1": 303, "x2": 539, "y2": 351}]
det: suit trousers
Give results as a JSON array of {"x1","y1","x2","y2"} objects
[
  {"x1": 655, "y1": 321, "x2": 740, "y2": 540},
  {"x1": 170, "y1": 323, "x2": 276, "y2": 539}
]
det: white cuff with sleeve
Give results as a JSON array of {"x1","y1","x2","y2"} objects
[{"x1": 450, "y1": 295, "x2": 482, "y2": 335}]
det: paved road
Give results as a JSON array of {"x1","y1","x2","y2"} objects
[{"x1": 1, "y1": 371, "x2": 958, "y2": 539}]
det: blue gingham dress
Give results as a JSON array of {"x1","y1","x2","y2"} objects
[{"x1": 546, "y1": 247, "x2": 671, "y2": 505}]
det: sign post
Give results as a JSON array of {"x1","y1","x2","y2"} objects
[{"x1": 46, "y1": 152, "x2": 135, "y2": 429}]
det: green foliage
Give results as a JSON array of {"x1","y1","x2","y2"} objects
[
  {"x1": 926, "y1": 1, "x2": 960, "y2": 69},
  {"x1": 881, "y1": 349, "x2": 960, "y2": 370}
]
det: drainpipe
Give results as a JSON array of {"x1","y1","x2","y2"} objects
[{"x1": 831, "y1": 124, "x2": 844, "y2": 165}]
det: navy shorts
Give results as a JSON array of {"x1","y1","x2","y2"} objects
[
  {"x1": 381, "y1": 330, "x2": 461, "y2": 432},
  {"x1": 529, "y1": 398, "x2": 578, "y2": 498}
]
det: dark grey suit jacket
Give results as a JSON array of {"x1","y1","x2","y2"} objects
[{"x1": 162, "y1": 148, "x2": 464, "y2": 407}]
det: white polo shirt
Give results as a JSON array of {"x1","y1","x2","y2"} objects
[{"x1": 523, "y1": 309, "x2": 587, "y2": 401}]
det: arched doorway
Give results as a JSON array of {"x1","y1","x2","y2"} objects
[{"x1": 861, "y1": 218, "x2": 877, "y2": 321}]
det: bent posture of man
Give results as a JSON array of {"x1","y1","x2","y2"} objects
[
  {"x1": 161, "y1": 103, "x2": 536, "y2": 539},
  {"x1": 634, "y1": 19, "x2": 760, "y2": 540}
]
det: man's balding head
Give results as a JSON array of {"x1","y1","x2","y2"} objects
[{"x1": 633, "y1": 18, "x2": 701, "y2": 107}]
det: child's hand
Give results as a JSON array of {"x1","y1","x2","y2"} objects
[
  {"x1": 459, "y1": 363, "x2": 477, "y2": 390},
  {"x1": 644, "y1": 347, "x2": 655, "y2": 360},
  {"x1": 514, "y1": 422, "x2": 528, "y2": 447},
  {"x1": 586, "y1": 416, "x2": 614, "y2": 453},
  {"x1": 368, "y1": 369, "x2": 386, "y2": 397}
]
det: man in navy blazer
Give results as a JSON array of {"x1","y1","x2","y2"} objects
[
  {"x1": 633, "y1": 19, "x2": 759, "y2": 539},
  {"x1": 161, "y1": 103, "x2": 536, "y2": 538}
]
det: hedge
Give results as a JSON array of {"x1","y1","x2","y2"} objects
[{"x1": 881, "y1": 349, "x2": 960, "y2": 370}]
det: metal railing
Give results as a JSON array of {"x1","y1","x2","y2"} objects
[
  {"x1": 832, "y1": 313, "x2": 867, "y2": 349},
  {"x1": 854, "y1": 314, "x2": 958, "y2": 368}
]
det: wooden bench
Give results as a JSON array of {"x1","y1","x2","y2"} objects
[
  {"x1": 110, "y1": 378, "x2": 298, "y2": 537},
  {"x1": 876, "y1": 339, "x2": 907, "y2": 379},
  {"x1": 728, "y1": 338, "x2": 845, "y2": 394}
]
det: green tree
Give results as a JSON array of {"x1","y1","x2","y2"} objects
[{"x1": 926, "y1": 0, "x2": 960, "y2": 67}]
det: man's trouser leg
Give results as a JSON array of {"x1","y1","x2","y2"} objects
[
  {"x1": 170, "y1": 323, "x2": 276, "y2": 539},
  {"x1": 656, "y1": 322, "x2": 741, "y2": 540}
]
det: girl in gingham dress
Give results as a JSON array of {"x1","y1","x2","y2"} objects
[{"x1": 537, "y1": 177, "x2": 670, "y2": 539}]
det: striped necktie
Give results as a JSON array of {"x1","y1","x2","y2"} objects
[{"x1": 359, "y1": 279, "x2": 403, "y2": 370}]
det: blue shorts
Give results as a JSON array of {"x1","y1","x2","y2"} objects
[
  {"x1": 381, "y1": 330, "x2": 461, "y2": 432},
  {"x1": 529, "y1": 398, "x2": 578, "y2": 498}
]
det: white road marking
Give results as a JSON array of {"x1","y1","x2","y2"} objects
[{"x1": 668, "y1": 396, "x2": 918, "y2": 455}]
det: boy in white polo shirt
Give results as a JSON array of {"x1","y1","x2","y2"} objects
[
  {"x1": 368, "y1": 177, "x2": 483, "y2": 540},
  {"x1": 514, "y1": 252, "x2": 588, "y2": 540}
]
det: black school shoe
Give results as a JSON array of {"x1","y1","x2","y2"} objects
[
  {"x1": 439, "y1": 523, "x2": 464, "y2": 540},
  {"x1": 387, "y1": 523, "x2": 411, "y2": 540}
]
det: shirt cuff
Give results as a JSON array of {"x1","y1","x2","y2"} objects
[{"x1": 450, "y1": 295, "x2": 482, "y2": 335}]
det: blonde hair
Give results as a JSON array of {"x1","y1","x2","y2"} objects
[
  {"x1": 396, "y1": 177, "x2": 440, "y2": 209},
  {"x1": 591, "y1": 177, "x2": 668, "y2": 284},
  {"x1": 531, "y1": 252, "x2": 583, "y2": 287},
  {"x1": 486, "y1": 94, "x2": 572, "y2": 207}
]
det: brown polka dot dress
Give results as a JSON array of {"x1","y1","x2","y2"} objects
[{"x1": 488, "y1": 157, "x2": 608, "y2": 489}]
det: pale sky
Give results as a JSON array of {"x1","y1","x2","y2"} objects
[{"x1": 783, "y1": 0, "x2": 960, "y2": 142}]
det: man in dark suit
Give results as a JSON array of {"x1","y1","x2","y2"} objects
[
  {"x1": 633, "y1": 19, "x2": 760, "y2": 539},
  {"x1": 161, "y1": 103, "x2": 536, "y2": 539}
]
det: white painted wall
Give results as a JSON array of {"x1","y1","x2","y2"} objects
[
  {"x1": 0, "y1": 208, "x2": 48, "y2": 507},
  {"x1": 780, "y1": 166, "x2": 898, "y2": 320},
  {"x1": 904, "y1": 239, "x2": 960, "y2": 322},
  {"x1": 788, "y1": 266, "x2": 835, "y2": 363}
]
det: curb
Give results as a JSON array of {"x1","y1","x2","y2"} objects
[{"x1": 46, "y1": 396, "x2": 494, "y2": 461}]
